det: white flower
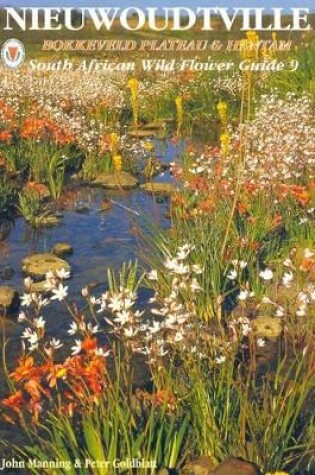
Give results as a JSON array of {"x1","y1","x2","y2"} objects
[
  {"x1": 56, "y1": 268, "x2": 71, "y2": 280},
  {"x1": 215, "y1": 355, "x2": 226, "y2": 364},
  {"x1": 18, "y1": 311, "x2": 27, "y2": 323},
  {"x1": 190, "y1": 278, "x2": 202, "y2": 292},
  {"x1": 262, "y1": 296, "x2": 273, "y2": 304},
  {"x1": 241, "y1": 323, "x2": 252, "y2": 336},
  {"x1": 87, "y1": 323, "x2": 100, "y2": 334},
  {"x1": 304, "y1": 248, "x2": 314, "y2": 258},
  {"x1": 239, "y1": 260, "x2": 248, "y2": 269},
  {"x1": 299, "y1": 217, "x2": 309, "y2": 225},
  {"x1": 227, "y1": 269, "x2": 238, "y2": 281},
  {"x1": 174, "y1": 332, "x2": 184, "y2": 342},
  {"x1": 89, "y1": 296, "x2": 99, "y2": 306},
  {"x1": 51, "y1": 284, "x2": 68, "y2": 301},
  {"x1": 147, "y1": 269, "x2": 158, "y2": 281},
  {"x1": 192, "y1": 264, "x2": 203, "y2": 274},
  {"x1": 113, "y1": 310, "x2": 131, "y2": 325},
  {"x1": 124, "y1": 297, "x2": 134, "y2": 310},
  {"x1": 44, "y1": 277, "x2": 58, "y2": 291},
  {"x1": 308, "y1": 284, "x2": 315, "y2": 301},
  {"x1": 296, "y1": 306, "x2": 307, "y2": 317},
  {"x1": 94, "y1": 348, "x2": 110, "y2": 357},
  {"x1": 276, "y1": 306, "x2": 285, "y2": 317},
  {"x1": 283, "y1": 258, "x2": 293, "y2": 267},
  {"x1": 68, "y1": 321, "x2": 78, "y2": 335},
  {"x1": 24, "y1": 277, "x2": 33, "y2": 289},
  {"x1": 37, "y1": 296, "x2": 50, "y2": 308},
  {"x1": 22, "y1": 328, "x2": 39, "y2": 346},
  {"x1": 238, "y1": 290, "x2": 254, "y2": 301},
  {"x1": 149, "y1": 321, "x2": 162, "y2": 334},
  {"x1": 71, "y1": 339, "x2": 82, "y2": 355},
  {"x1": 124, "y1": 327, "x2": 138, "y2": 338},
  {"x1": 50, "y1": 338, "x2": 63, "y2": 349},
  {"x1": 257, "y1": 338, "x2": 266, "y2": 348},
  {"x1": 173, "y1": 262, "x2": 190, "y2": 275},
  {"x1": 81, "y1": 287, "x2": 89, "y2": 298},
  {"x1": 29, "y1": 342, "x2": 39, "y2": 352},
  {"x1": 20, "y1": 293, "x2": 33, "y2": 307},
  {"x1": 282, "y1": 271, "x2": 294, "y2": 288},
  {"x1": 177, "y1": 246, "x2": 191, "y2": 260},
  {"x1": 239, "y1": 290, "x2": 248, "y2": 301},
  {"x1": 259, "y1": 268, "x2": 274, "y2": 281},
  {"x1": 34, "y1": 316, "x2": 46, "y2": 329},
  {"x1": 298, "y1": 292, "x2": 309, "y2": 304},
  {"x1": 164, "y1": 257, "x2": 177, "y2": 271},
  {"x1": 108, "y1": 295, "x2": 124, "y2": 312}
]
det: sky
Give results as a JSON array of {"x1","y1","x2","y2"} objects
[{"x1": 0, "y1": 1, "x2": 311, "y2": 8}]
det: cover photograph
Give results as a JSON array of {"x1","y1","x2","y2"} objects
[{"x1": 0, "y1": 0, "x2": 315, "y2": 473}]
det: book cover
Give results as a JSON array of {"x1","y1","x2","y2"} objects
[{"x1": 0, "y1": 1, "x2": 314, "y2": 474}]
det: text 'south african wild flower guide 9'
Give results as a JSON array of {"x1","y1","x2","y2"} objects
[{"x1": 0, "y1": 0, "x2": 315, "y2": 473}]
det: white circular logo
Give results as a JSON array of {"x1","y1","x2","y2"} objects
[{"x1": 1, "y1": 39, "x2": 25, "y2": 69}]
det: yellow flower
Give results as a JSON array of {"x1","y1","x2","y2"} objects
[
  {"x1": 128, "y1": 78, "x2": 139, "y2": 95},
  {"x1": 220, "y1": 132, "x2": 230, "y2": 156},
  {"x1": 246, "y1": 30, "x2": 259, "y2": 43},
  {"x1": 266, "y1": 472, "x2": 290, "y2": 475},
  {"x1": 175, "y1": 96, "x2": 183, "y2": 135},
  {"x1": 128, "y1": 78, "x2": 139, "y2": 127},
  {"x1": 110, "y1": 132, "x2": 119, "y2": 153},
  {"x1": 217, "y1": 101, "x2": 228, "y2": 125},
  {"x1": 144, "y1": 141, "x2": 154, "y2": 152},
  {"x1": 113, "y1": 155, "x2": 122, "y2": 172},
  {"x1": 240, "y1": 31, "x2": 260, "y2": 60}
]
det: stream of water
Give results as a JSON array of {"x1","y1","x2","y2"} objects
[{"x1": 0, "y1": 139, "x2": 184, "y2": 453}]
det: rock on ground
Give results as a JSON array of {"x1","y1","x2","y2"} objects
[
  {"x1": 140, "y1": 182, "x2": 175, "y2": 196},
  {"x1": 92, "y1": 171, "x2": 138, "y2": 190},
  {"x1": 52, "y1": 242, "x2": 73, "y2": 257},
  {"x1": 252, "y1": 316, "x2": 283, "y2": 339},
  {"x1": 209, "y1": 457, "x2": 259, "y2": 475},
  {"x1": 21, "y1": 253, "x2": 71, "y2": 281},
  {"x1": 0, "y1": 286, "x2": 19, "y2": 317},
  {"x1": 0, "y1": 266, "x2": 14, "y2": 280},
  {"x1": 182, "y1": 456, "x2": 217, "y2": 475},
  {"x1": 38, "y1": 215, "x2": 62, "y2": 227},
  {"x1": 128, "y1": 129, "x2": 157, "y2": 138},
  {"x1": 143, "y1": 121, "x2": 165, "y2": 130}
]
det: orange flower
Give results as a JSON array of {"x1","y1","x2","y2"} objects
[
  {"x1": 21, "y1": 117, "x2": 47, "y2": 140},
  {"x1": 46, "y1": 364, "x2": 67, "y2": 388},
  {"x1": 300, "y1": 258, "x2": 315, "y2": 272},
  {"x1": 11, "y1": 356, "x2": 36, "y2": 382},
  {"x1": 24, "y1": 379, "x2": 43, "y2": 400},
  {"x1": 82, "y1": 336, "x2": 98, "y2": 352},
  {"x1": 25, "y1": 181, "x2": 49, "y2": 199},
  {"x1": 139, "y1": 389, "x2": 176, "y2": 408},
  {"x1": 0, "y1": 130, "x2": 12, "y2": 143},
  {"x1": 151, "y1": 390, "x2": 176, "y2": 407},
  {"x1": 198, "y1": 198, "x2": 216, "y2": 213},
  {"x1": 0, "y1": 101, "x2": 16, "y2": 124},
  {"x1": 272, "y1": 214, "x2": 283, "y2": 228},
  {"x1": 292, "y1": 189, "x2": 310, "y2": 206},
  {"x1": 2, "y1": 391, "x2": 24, "y2": 412},
  {"x1": 237, "y1": 202, "x2": 249, "y2": 214}
]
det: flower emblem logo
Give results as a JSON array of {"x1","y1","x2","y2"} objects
[{"x1": 1, "y1": 38, "x2": 25, "y2": 69}]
